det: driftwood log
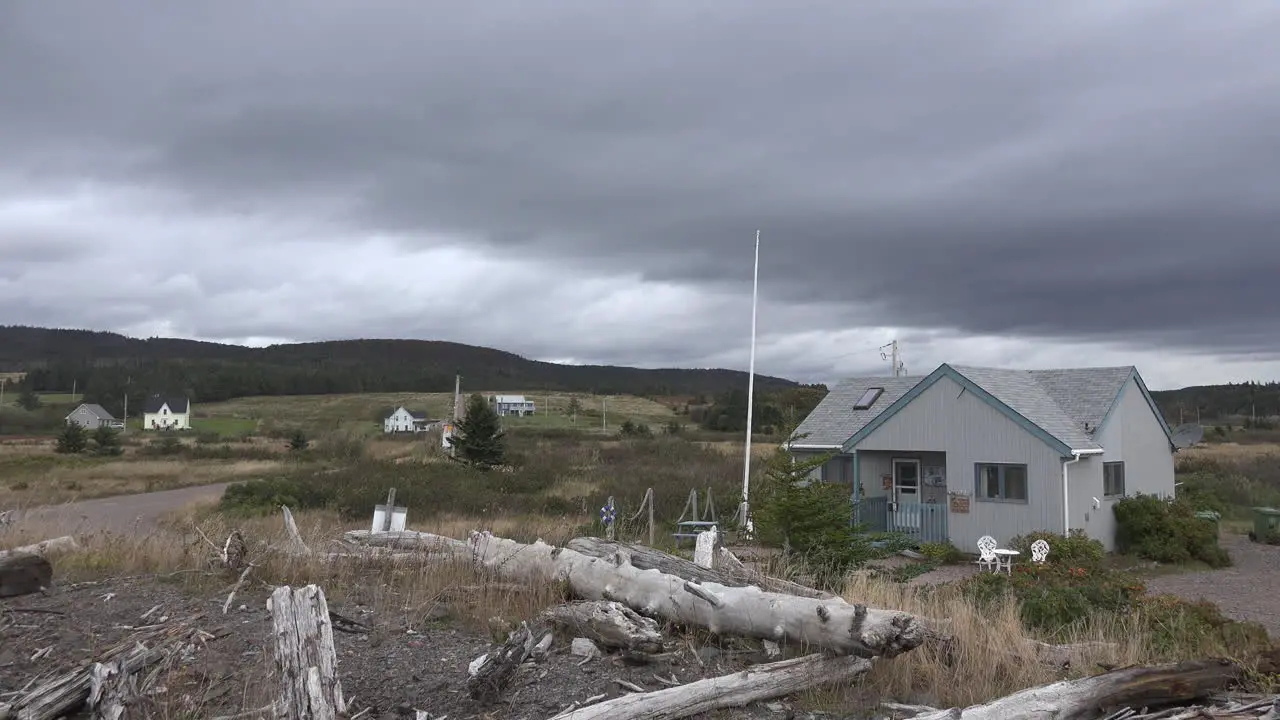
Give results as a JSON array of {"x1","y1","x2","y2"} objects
[
  {"x1": 0, "y1": 536, "x2": 78, "y2": 561},
  {"x1": 0, "y1": 618, "x2": 202, "y2": 720},
  {"x1": 467, "y1": 622, "x2": 547, "y2": 704},
  {"x1": 0, "y1": 553, "x2": 53, "y2": 598},
  {"x1": 268, "y1": 585, "x2": 346, "y2": 720},
  {"x1": 911, "y1": 658, "x2": 1241, "y2": 720},
  {"x1": 467, "y1": 531, "x2": 923, "y2": 658},
  {"x1": 566, "y1": 537, "x2": 837, "y2": 600},
  {"x1": 543, "y1": 601, "x2": 663, "y2": 653},
  {"x1": 549, "y1": 653, "x2": 874, "y2": 720}
]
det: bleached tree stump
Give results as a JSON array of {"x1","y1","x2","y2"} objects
[
  {"x1": 268, "y1": 585, "x2": 346, "y2": 720},
  {"x1": 543, "y1": 601, "x2": 663, "y2": 653},
  {"x1": 693, "y1": 528, "x2": 718, "y2": 569},
  {"x1": 467, "y1": 622, "x2": 540, "y2": 704},
  {"x1": 549, "y1": 653, "x2": 873, "y2": 720}
]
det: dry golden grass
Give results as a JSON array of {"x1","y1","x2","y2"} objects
[
  {"x1": 199, "y1": 390, "x2": 680, "y2": 433},
  {"x1": 0, "y1": 457, "x2": 283, "y2": 506},
  {"x1": 698, "y1": 440, "x2": 778, "y2": 458},
  {"x1": 1181, "y1": 442, "x2": 1280, "y2": 461}
]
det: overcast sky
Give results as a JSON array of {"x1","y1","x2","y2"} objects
[{"x1": 3, "y1": 1, "x2": 1279, "y2": 390}]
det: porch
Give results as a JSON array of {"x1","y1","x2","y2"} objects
[
  {"x1": 853, "y1": 495, "x2": 949, "y2": 543},
  {"x1": 853, "y1": 450, "x2": 950, "y2": 544}
]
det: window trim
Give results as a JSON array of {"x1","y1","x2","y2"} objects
[
  {"x1": 974, "y1": 462, "x2": 1030, "y2": 504},
  {"x1": 1103, "y1": 461, "x2": 1126, "y2": 498}
]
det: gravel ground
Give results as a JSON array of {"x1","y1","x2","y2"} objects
[
  {"x1": 0, "y1": 576, "x2": 852, "y2": 720},
  {"x1": 1143, "y1": 533, "x2": 1280, "y2": 637}
]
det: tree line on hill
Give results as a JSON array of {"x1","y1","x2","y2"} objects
[
  {"x1": 1149, "y1": 380, "x2": 1280, "y2": 425},
  {"x1": 0, "y1": 326, "x2": 800, "y2": 417}
]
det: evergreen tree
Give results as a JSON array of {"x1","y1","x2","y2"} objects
[
  {"x1": 448, "y1": 393, "x2": 506, "y2": 468},
  {"x1": 752, "y1": 430, "x2": 871, "y2": 587},
  {"x1": 17, "y1": 388, "x2": 41, "y2": 411},
  {"x1": 56, "y1": 422, "x2": 88, "y2": 454},
  {"x1": 91, "y1": 425, "x2": 123, "y2": 456}
]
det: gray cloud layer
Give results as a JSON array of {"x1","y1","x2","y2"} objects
[{"x1": 3, "y1": 1, "x2": 1280, "y2": 375}]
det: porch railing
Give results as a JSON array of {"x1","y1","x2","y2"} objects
[{"x1": 853, "y1": 496, "x2": 949, "y2": 543}]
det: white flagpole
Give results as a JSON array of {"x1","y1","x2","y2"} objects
[{"x1": 740, "y1": 230, "x2": 761, "y2": 534}]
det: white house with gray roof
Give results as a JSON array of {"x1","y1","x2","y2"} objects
[{"x1": 790, "y1": 363, "x2": 1176, "y2": 552}]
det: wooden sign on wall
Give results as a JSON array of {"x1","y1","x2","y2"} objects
[{"x1": 949, "y1": 493, "x2": 971, "y2": 514}]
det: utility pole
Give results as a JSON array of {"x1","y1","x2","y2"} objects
[
  {"x1": 0, "y1": 377, "x2": 6, "y2": 407},
  {"x1": 72, "y1": 379, "x2": 77, "y2": 402},
  {"x1": 879, "y1": 340, "x2": 905, "y2": 377},
  {"x1": 602, "y1": 397, "x2": 607, "y2": 432},
  {"x1": 452, "y1": 374, "x2": 461, "y2": 421}
]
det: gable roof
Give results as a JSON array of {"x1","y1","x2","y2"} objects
[
  {"x1": 790, "y1": 375, "x2": 922, "y2": 448},
  {"x1": 814, "y1": 363, "x2": 1171, "y2": 456},
  {"x1": 68, "y1": 403, "x2": 116, "y2": 421},
  {"x1": 492, "y1": 394, "x2": 528, "y2": 404},
  {"x1": 389, "y1": 406, "x2": 430, "y2": 420},
  {"x1": 143, "y1": 395, "x2": 189, "y2": 414}
]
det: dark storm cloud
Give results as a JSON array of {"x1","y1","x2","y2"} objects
[{"x1": 3, "y1": 0, "x2": 1280, "y2": 357}]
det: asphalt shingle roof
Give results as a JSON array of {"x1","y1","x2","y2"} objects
[
  {"x1": 142, "y1": 395, "x2": 189, "y2": 414},
  {"x1": 791, "y1": 375, "x2": 923, "y2": 448},
  {"x1": 795, "y1": 364, "x2": 1139, "y2": 452},
  {"x1": 74, "y1": 403, "x2": 116, "y2": 420}
]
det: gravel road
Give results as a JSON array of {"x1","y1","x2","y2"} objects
[
  {"x1": 7, "y1": 482, "x2": 235, "y2": 535},
  {"x1": 1144, "y1": 532, "x2": 1280, "y2": 637}
]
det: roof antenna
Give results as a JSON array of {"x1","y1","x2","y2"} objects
[{"x1": 879, "y1": 339, "x2": 906, "y2": 377}]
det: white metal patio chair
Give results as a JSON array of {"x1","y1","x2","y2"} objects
[
  {"x1": 975, "y1": 535, "x2": 998, "y2": 573},
  {"x1": 1030, "y1": 539, "x2": 1050, "y2": 565}
]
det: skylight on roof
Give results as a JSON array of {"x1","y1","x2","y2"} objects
[{"x1": 853, "y1": 387, "x2": 884, "y2": 410}]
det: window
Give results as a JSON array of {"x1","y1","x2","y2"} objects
[
  {"x1": 1104, "y1": 462, "x2": 1126, "y2": 498},
  {"x1": 853, "y1": 387, "x2": 884, "y2": 410},
  {"x1": 975, "y1": 463, "x2": 1028, "y2": 502}
]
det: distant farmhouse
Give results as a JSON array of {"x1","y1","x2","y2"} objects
[
  {"x1": 489, "y1": 394, "x2": 535, "y2": 417},
  {"x1": 142, "y1": 395, "x2": 191, "y2": 430},
  {"x1": 65, "y1": 403, "x2": 124, "y2": 431},
  {"x1": 384, "y1": 406, "x2": 439, "y2": 434}
]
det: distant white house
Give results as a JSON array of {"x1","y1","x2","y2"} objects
[
  {"x1": 142, "y1": 395, "x2": 191, "y2": 430},
  {"x1": 384, "y1": 406, "x2": 438, "y2": 434},
  {"x1": 489, "y1": 394, "x2": 535, "y2": 417},
  {"x1": 65, "y1": 403, "x2": 124, "y2": 431}
]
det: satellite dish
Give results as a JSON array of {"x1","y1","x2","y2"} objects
[{"x1": 1171, "y1": 423, "x2": 1204, "y2": 449}]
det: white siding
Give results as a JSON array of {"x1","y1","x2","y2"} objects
[
  {"x1": 1085, "y1": 376, "x2": 1176, "y2": 550},
  {"x1": 854, "y1": 375, "x2": 1067, "y2": 550},
  {"x1": 143, "y1": 403, "x2": 191, "y2": 430},
  {"x1": 384, "y1": 408, "x2": 416, "y2": 433}
]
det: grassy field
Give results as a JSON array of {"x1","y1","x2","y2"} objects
[
  {"x1": 199, "y1": 390, "x2": 682, "y2": 434},
  {"x1": 33, "y1": 392, "x2": 79, "y2": 405}
]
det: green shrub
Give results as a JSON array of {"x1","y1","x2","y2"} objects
[
  {"x1": 1008, "y1": 529, "x2": 1104, "y2": 568},
  {"x1": 1113, "y1": 493, "x2": 1231, "y2": 567},
  {"x1": 960, "y1": 563, "x2": 1146, "y2": 637},
  {"x1": 917, "y1": 541, "x2": 963, "y2": 564},
  {"x1": 1138, "y1": 594, "x2": 1272, "y2": 657}
]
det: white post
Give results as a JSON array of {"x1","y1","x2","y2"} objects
[{"x1": 739, "y1": 230, "x2": 761, "y2": 535}]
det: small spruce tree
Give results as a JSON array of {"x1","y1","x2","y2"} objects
[
  {"x1": 56, "y1": 422, "x2": 88, "y2": 454},
  {"x1": 448, "y1": 393, "x2": 506, "y2": 468},
  {"x1": 753, "y1": 430, "x2": 871, "y2": 587},
  {"x1": 17, "y1": 388, "x2": 41, "y2": 411},
  {"x1": 92, "y1": 425, "x2": 123, "y2": 456}
]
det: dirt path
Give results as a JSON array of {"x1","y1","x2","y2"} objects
[
  {"x1": 1143, "y1": 533, "x2": 1280, "y2": 637},
  {"x1": 6, "y1": 482, "x2": 235, "y2": 535}
]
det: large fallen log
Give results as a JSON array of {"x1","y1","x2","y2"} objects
[
  {"x1": 566, "y1": 538, "x2": 836, "y2": 599},
  {"x1": 912, "y1": 658, "x2": 1241, "y2": 720},
  {"x1": 467, "y1": 531, "x2": 923, "y2": 658},
  {"x1": 548, "y1": 653, "x2": 874, "y2": 720},
  {"x1": 0, "y1": 536, "x2": 78, "y2": 560},
  {"x1": 268, "y1": 585, "x2": 346, "y2": 720}
]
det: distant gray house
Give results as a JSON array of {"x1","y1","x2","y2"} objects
[
  {"x1": 65, "y1": 403, "x2": 124, "y2": 431},
  {"x1": 489, "y1": 394, "x2": 536, "y2": 417},
  {"x1": 790, "y1": 364, "x2": 1176, "y2": 552}
]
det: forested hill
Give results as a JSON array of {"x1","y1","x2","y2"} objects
[
  {"x1": 0, "y1": 325, "x2": 801, "y2": 405},
  {"x1": 1149, "y1": 381, "x2": 1280, "y2": 424}
]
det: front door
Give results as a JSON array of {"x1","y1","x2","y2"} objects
[{"x1": 892, "y1": 458, "x2": 921, "y2": 531}]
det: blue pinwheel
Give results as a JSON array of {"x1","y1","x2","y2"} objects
[{"x1": 599, "y1": 499, "x2": 616, "y2": 526}]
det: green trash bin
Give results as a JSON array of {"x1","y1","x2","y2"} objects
[{"x1": 1252, "y1": 507, "x2": 1280, "y2": 540}]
